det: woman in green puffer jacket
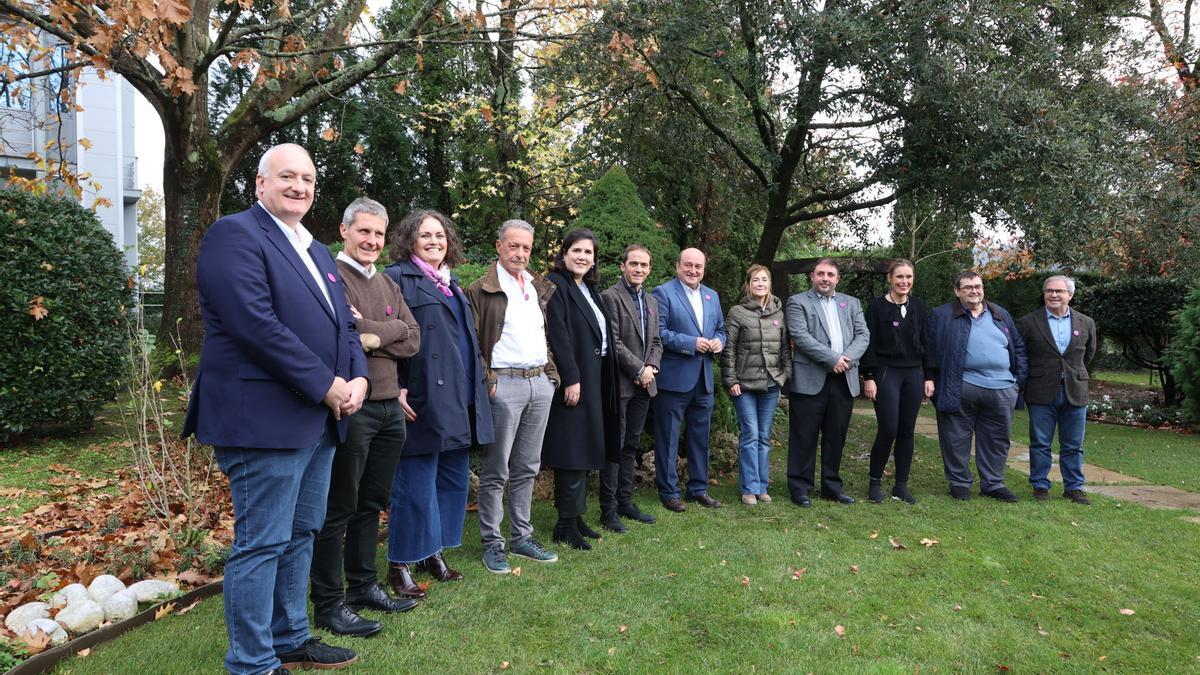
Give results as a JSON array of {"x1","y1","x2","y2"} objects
[{"x1": 721, "y1": 264, "x2": 790, "y2": 506}]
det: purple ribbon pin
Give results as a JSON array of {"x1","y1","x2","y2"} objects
[
  {"x1": 326, "y1": 272, "x2": 337, "y2": 283},
  {"x1": 772, "y1": 319, "x2": 780, "y2": 326},
  {"x1": 704, "y1": 294, "x2": 712, "y2": 301},
  {"x1": 839, "y1": 302, "x2": 846, "y2": 308},
  {"x1": 1073, "y1": 330, "x2": 1080, "y2": 336},
  {"x1": 892, "y1": 320, "x2": 900, "y2": 327},
  {"x1": 386, "y1": 305, "x2": 394, "y2": 316}
]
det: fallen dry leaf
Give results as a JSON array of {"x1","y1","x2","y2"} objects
[
  {"x1": 77, "y1": 648, "x2": 91, "y2": 657},
  {"x1": 1031, "y1": 592, "x2": 1046, "y2": 600},
  {"x1": 512, "y1": 567, "x2": 522, "y2": 577},
  {"x1": 889, "y1": 537, "x2": 906, "y2": 550},
  {"x1": 1119, "y1": 608, "x2": 1135, "y2": 616},
  {"x1": 177, "y1": 600, "x2": 200, "y2": 614},
  {"x1": 919, "y1": 538, "x2": 939, "y2": 548},
  {"x1": 20, "y1": 626, "x2": 53, "y2": 653},
  {"x1": 953, "y1": 604, "x2": 962, "y2": 612},
  {"x1": 154, "y1": 602, "x2": 176, "y2": 620},
  {"x1": 792, "y1": 567, "x2": 807, "y2": 580},
  {"x1": 500, "y1": 661, "x2": 511, "y2": 669},
  {"x1": 850, "y1": 565, "x2": 859, "y2": 574},
  {"x1": 619, "y1": 624, "x2": 628, "y2": 634},
  {"x1": 666, "y1": 572, "x2": 677, "y2": 578},
  {"x1": 834, "y1": 625, "x2": 846, "y2": 638},
  {"x1": 607, "y1": 647, "x2": 616, "y2": 656},
  {"x1": 740, "y1": 576, "x2": 750, "y2": 587},
  {"x1": 816, "y1": 523, "x2": 830, "y2": 530},
  {"x1": 869, "y1": 530, "x2": 879, "y2": 539}
]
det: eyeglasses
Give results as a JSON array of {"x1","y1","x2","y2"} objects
[
  {"x1": 957, "y1": 284, "x2": 983, "y2": 291},
  {"x1": 1044, "y1": 289, "x2": 1070, "y2": 295}
]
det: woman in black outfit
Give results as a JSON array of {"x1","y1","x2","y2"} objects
[
  {"x1": 861, "y1": 259, "x2": 936, "y2": 504},
  {"x1": 541, "y1": 228, "x2": 620, "y2": 550}
]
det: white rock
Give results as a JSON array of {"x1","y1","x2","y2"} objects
[
  {"x1": 21, "y1": 618, "x2": 69, "y2": 646},
  {"x1": 126, "y1": 579, "x2": 178, "y2": 603},
  {"x1": 55, "y1": 599, "x2": 104, "y2": 634},
  {"x1": 101, "y1": 589, "x2": 139, "y2": 622},
  {"x1": 3, "y1": 601, "x2": 50, "y2": 633},
  {"x1": 87, "y1": 575, "x2": 127, "y2": 603},
  {"x1": 49, "y1": 583, "x2": 90, "y2": 609}
]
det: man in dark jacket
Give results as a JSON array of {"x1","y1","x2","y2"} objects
[
  {"x1": 1016, "y1": 275, "x2": 1097, "y2": 504},
  {"x1": 599, "y1": 244, "x2": 663, "y2": 530},
  {"x1": 929, "y1": 271, "x2": 1028, "y2": 502}
]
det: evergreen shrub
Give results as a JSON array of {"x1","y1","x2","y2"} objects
[
  {"x1": 0, "y1": 189, "x2": 131, "y2": 441},
  {"x1": 571, "y1": 167, "x2": 678, "y2": 288}
]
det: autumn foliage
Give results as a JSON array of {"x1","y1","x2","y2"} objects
[{"x1": 0, "y1": 189, "x2": 131, "y2": 441}]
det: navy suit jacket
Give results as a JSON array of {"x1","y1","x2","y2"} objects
[
  {"x1": 652, "y1": 278, "x2": 726, "y2": 394},
  {"x1": 182, "y1": 203, "x2": 368, "y2": 449}
]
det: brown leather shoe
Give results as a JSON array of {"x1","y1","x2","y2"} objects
[
  {"x1": 661, "y1": 497, "x2": 686, "y2": 512},
  {"x1": 1033, "y1": 488, "x2": 1050, "y2": 501},
  {"x1": 416, "y1": 552, "x2": 464, "y2": 582},
  {"x1": 387, "y1": 562, "x2": 427, "y2": 599},
  {"x1": 684, "y1": 493, "x2": 723, "y2": 508},
  {"x1": 1064, "y1": 489, "x2": 1091, "y2": 505}
]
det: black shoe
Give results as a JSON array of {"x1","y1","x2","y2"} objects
[
  {"x1": 600, "y1": 511, "x2": 628, "y2": 533},
  {"x1": 576, "y1": 517, "x2": 602, "y2": 539},
  {"x1": 982, "y1": 486, "x2": 1019, "y2": 503},
  {"x1": 1064, "y1": 489, "x2": 1091, "y2": 505},
  {"x1": 552, "y1": 518, "x2": 592, "y2": 550},
  {"x1": 1033, "y1": 488, "x2": 1050, "y2": 501},
  {"x1": 792, "y1": 494, "x2": 812, "y2": 508},
  {"x1": 314, "y1": 603, "x2": 384, "y2": 638},
  {"x1": 891, "y1": 483, "x2": 917, "y2": 505},
  {"x1": 684, "y1": 493, "x2": 723, "y2": 508},
  {"x1": 868, "y1": 481, "x2": 884, "y2": 503},
  {"x1": 617, "y1": 504, "x2": 656, "y2": 524},
  {"x1": 661, "y1": 498, "x2": 686, "y2": 512},
  {"x1": 345, "y1": 582, "x2": 418, "y2": 613},
  {"x1": 266, "y1": 670, "x2": 292, "y2": 675},
  {"x1": 949, "y1": 486, "x2": 971, "y2": 501},
  {"x1": 823, "y1": 492, "x2": 855, "y2": 505},
  {"x1": 276, "y1": 637, "x2": 357, "y2": 671}
]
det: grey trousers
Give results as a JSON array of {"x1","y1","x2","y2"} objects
[
  {"x1": 478, "y1": 373, "x2": 554, "y2": 551},
  {"x1": 936, "y1": 382, "x2": 1017, "y2": 492}
]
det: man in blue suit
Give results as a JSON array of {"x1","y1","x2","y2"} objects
[
  {"x1": 183, "y1": 143, "x2": 369, "y2": 674},
  {"x1": 652, "y1": 248, "x2": 727, "y2": 512}
]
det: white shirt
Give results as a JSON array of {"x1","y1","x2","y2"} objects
[
  {"x1": 261, "y1": 202, "x2": 334, "y2": 313},
  {"x1": 336, "y1": 251, "x2": 375, "y2": 279},
  {"x1": 819, "y1": 293, "x2": 844, "y2": 355},
  {"x1": 577, "y1": 280, "x2": 608, "y2": 356},
  {"x1": 683, "y1": 282, "x2": 704, "y2": 330},
  {"x1": 491, "y1": 262, "x2": 549, "y2": 368}
]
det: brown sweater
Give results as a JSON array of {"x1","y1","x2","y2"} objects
[{"x1": 337, "y1": 260, "x2": 420, "y2": 400}]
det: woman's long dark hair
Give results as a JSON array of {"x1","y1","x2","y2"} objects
[{"x1": 551, "y1": 228, "x2": 600, "y2": 285}]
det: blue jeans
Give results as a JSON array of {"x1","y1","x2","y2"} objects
[
  {"x1": 653, "y1": 373, "x2": 714, "y2": 500},
  {"x1": 215, "y1": 426, "x2": 335, "y2": 674},
  {"x1": 1028, "y1": 385, "x2": 1087, "y2": 491},
  {"x1": 732, "y1": 386, "x2": 780, "y2": 495}
]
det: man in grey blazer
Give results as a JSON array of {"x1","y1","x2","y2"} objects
[
  {"x1": 785, "y1": 258, "x2": 870, "y2": 506},
  {"x1": 1016, "y1": 275, "x2": 1097, "y2": 504},
  {"x1": 599, "y1": 244, "x2": 664, "y2": 530}
]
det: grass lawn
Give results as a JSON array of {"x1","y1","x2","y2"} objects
[
  {"x1": 1092, "y1": 369, "x2": 1159, "y2": 389},
  {"x1": 50, "y1": 419, "x2": 1200, "y2": 673},
  {"x1": 1008, "y1": 409, "x2": 1200, "y2": 492}
]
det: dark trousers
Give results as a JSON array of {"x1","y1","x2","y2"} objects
[
  {"x1": 310, "y1": 399, "x2": 405, "y2": 612},
  {"x1": 600, "y1": 388, "x2": 650, "y2": 512},
  {"x1": 787, "y1": 374, "x2": 852, "y2": 498},
  {"x1": 936, "y1": 382, "x2": 1016, "y2": 492},
  {"x1": 653, "y1": 373, "x2": 714, "y2": 500},
  {"x1": 868, "y1": 366, "x2": 924, "y2": 484},
  {"x1": 554, "y1": 468, "x2": 589, "y2": 519}
]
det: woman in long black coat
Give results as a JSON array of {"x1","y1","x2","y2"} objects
[
  {"x1": 542, "y1": 228, "x2": 620, "y2": 550},
  {"x1": 382, "y1": 209, "x2": 495, "y2": 594}
]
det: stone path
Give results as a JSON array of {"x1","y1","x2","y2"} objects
[{"x1": 852, "y1": 407, "x2": 1200, "y2": 518}]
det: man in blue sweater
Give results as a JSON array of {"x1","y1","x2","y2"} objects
[{"x1": 928, "y1": 271, "x2": 1028, "y2": 502}]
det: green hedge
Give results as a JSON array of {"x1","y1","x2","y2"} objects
[{"x1": 0, "y1": 189, "x2": 131, "y2": 441}]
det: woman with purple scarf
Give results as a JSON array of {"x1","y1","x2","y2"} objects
[{"x1": 382, "y1": 209, "x2": 495, "y2": 597}]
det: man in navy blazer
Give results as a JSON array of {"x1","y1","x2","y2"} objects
[
  {"x1": 652, "y1": 248, "x2": 727, "y2": 511},
  {"x1": 183, "y1": 143, "x2": 369, "y2": 674}
]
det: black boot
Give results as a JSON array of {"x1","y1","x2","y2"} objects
[
  {"x1": 868, "y1": 479, "x2": 884, "y2": 504},
  {"x1": 599, "y1": 510, "x2": 628, "y2": 533},
  {"x1": 552, "y1": 518, "x2": 592, "y2": 550},
  {"x1": 576, "y1": 516, "x2": 601, "y2": 539},
  {"x1": 892, "y1": 482, "x2": 917, "y2": 504}
]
